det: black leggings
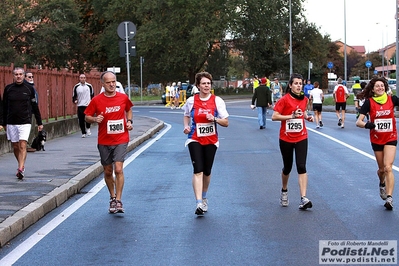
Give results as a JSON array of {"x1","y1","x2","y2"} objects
[
  {"x1": 78, "y1": 106, "x2": 90, "y2": 134},
  {"x1": 188, "y1": 142, "x2": 217, "y2": 176},
  {"x1": 279, "y1": 138, "x2": 308, "y2": 175}
]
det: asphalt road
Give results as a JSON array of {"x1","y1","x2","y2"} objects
[{"x1": 1, "y1": 99, "x2": 398, "y2": 266}]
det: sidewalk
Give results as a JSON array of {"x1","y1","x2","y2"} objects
[{"x1": 0, "y1": 116, "x2": 164, "y2": 247}]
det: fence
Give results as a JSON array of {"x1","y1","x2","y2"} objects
[{"x1": 0, "y1": 63, "x2": 103, "y2": 122}]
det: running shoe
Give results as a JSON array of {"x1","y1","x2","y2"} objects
[
  {"x1": 86, "y1": 128, "x2": 91, "y2": 136},
  {"x1": 379, "y1": 184, "x2": 387, "y2": 200},
  {"x1": 16, "y1": 168, "x2": 25, "y2": 179},
  {"x1": 316, "y1": 125, "x2": 320, "y2": 129},
  {"x1": 202, "y1": 198, "x2": 208, "y2": 212},
  {"x1": 299, "y1": 197, "x2": 312, "y2": 210},
  {"x1": 195, "y1": 202, "x2": 204, "y2": 215},
  {"x1": 280, "y1": 191, "x2": 289, "y2": 207},
  {"x1": 384, "y1": 197, "x2": 393, "y2": 210},
  {"x1": 338, "y1": 118, "x2": 342, "y2": 126},
  {"x1": 82, "y1": 134, "x2": 86, "y2": 138},
  {"x1": 341, "y1": 123, "x2": 344, "y2": 128},
  {"x1": 109, "y1": 197, "x2": 117, "y2": 213},
  {"x1": 116, "y1": 200, "x2": 124, "y2": 213},
  {"x1": 319, "y1": 121, "x2": 323, "y2": 127}
]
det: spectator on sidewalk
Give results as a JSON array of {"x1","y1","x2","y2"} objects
[
  {"x1": 0, "y1": 95, "x2": 3, "y2": 131},
  {"x1": 2, "y1": 67, "x2": 43, "y2": 179},
  {"x1": 24, "y1": 71, "x2": 39, "y2": 149},
  {"x1": 84, "y1": 71, "x2": 133, "y2": 214},
  {"x1": 72, "y1": 74, "x2": 94, "y2": 138}
]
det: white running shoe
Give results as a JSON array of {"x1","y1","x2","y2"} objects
[
  {"x1": 384, "y1": 197, "x2": 393, "y2": 210},
  {"x1": 280, "y1": 191, "x2": 289, "y2": 207},
  {"x1": 82, "y1": 134, "x2": 86, "y2": 138},
  {"x1": 380, "y1": 185, "x2": 387, "y2": 200},
  {"x1": 86, "y1": 128, "x2": 91, "y2": 136},
  {"x1": 299, "y1": 197, "x2": 312, "y2": 210},
  {"x1": 202, "y1": 198, "x2": 208, "y2": 212},
  {"x1": 195, "y1": 202, "x2": 204, "y2": 215}
]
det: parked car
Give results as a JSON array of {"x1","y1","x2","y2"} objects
[
  {"x1": 388, "y1": 79, "x2": 396, "y2": 91},
  {"x1": 125, "y1": 84, "x2": 139, "y2": 94},
  {"x1": 161, "y1": 91, "x2": 167, "y2": 104},
  {"x1": 161, "y1": 83, "x2": 192, "y2": 104}
]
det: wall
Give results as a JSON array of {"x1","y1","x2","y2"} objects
[
  {"x1": 0, "y1": 63, "x2": 102, "y2": 122},
  {"x1": 0, "y1": 117, "x2": 80, "y2": 155}
]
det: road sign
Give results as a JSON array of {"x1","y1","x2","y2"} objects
[
  {"x1": 365, "y1": 61, "x2": 372, "y2": 68},
  {"x1": 327, "y1": 62, "x2": 333, "y2": 69},
  {"x1": 117, "y1": 21, "x2": 136, "y2": 40},
  {"x1": 119, "y1": 40, "x2": 136, "y2": 57},
  {"x1": 374, "y1": 70, "x2": 378, "y2": 74},
  {"x1": 107, "y1": 67, "x2": 121, "y2": 73}
]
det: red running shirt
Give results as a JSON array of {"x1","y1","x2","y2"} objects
[
  {"x1": 188, "y1": 94, "x2": 218, "y2": 145},
  {"x1": 84, "y1": 92, "x2": 133, "y2": 145},
  {"x1": 369, "y1": 96, "x2": 397, "y2": 145},
  {"x1": 273, "y1": 93, "x2": 308, "y2": 143},
  {"x1": 334, "y1": 85, "x2": 347, "y2": 103}
]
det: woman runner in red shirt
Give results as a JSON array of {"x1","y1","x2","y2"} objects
[
  {"x1": 272, "y1": 73, "x2": 314, "y2": 210},
  {"x1": 356, "y1": 77, "x2": 399, "y2": 210}
]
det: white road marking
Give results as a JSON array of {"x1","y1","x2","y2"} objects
[{"x1": 0, "y1": 124, "x2": 172, "y2": 266}]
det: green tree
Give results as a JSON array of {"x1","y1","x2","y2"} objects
[
  {"x1": 0, "y1": 0, "x2": 82, "y2": 69},
  {"x1": 134, "y1": 0, "x2": 229, "y2": 84},
  {"x1": 350, "y1": 52, "x2": 382, "y2": 80},
  {"x1": 227, "y1": 0, "x2": 331, "y2": 82},
  {"x1": 27, "y1": 0, "x2": 82, "y2": 69}
]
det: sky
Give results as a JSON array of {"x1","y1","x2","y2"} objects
[{"x1": 303, "y1": 0, "x2": 397, "y2": 53}]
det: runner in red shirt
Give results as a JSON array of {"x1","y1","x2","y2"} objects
[
  {"x1": 356, "y1": 77, "x2": 399, "y2": 210},
  {"x1": 183, "y1": 72, "x2": 229, "y2": 215},
  {"x1": 333, "y1": 78, "x2": 349, "y2": 128},
  {"x1": 85, "y1": 71, "x2": 133, "y2": 214},
  {"x1": 272, "y1": 73, "x2": 314, "y2": 210}
]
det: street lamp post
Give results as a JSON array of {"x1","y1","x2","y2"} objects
[
  {"x1": 396, "y1": 0, "x2": 399, "y2": 92},
  {"x1": 376, "y1": 22, "x2": 386, "y2": 77},
  {"x1": 344, "y1": 0, "x2": 347, "y2": 82},
  {"x1": 289, "y1": 0, "x2": 293, "y2": 76}
]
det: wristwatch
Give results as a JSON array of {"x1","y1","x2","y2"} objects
[{"x1": 127, "y1": 119, "x2": 133, "y2": 124}]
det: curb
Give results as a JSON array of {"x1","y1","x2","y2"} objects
[{"x1": 0, "y1": 120, "x2": 164, "y2": 247}]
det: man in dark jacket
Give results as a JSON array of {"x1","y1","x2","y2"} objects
[
  {"x1": 2, "y1": 67, "x2": 43, "y2": 179},
  {"x1": 251, "y1": 77, "x2": 272, "y2": 129}
]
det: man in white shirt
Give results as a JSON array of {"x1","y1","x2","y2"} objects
[
  {"x1": 72, "y1": 74, "x2": 94, "y2": 138},
  {"x1": 100, "y1": 81, "x2": 125, "y2": 94}
]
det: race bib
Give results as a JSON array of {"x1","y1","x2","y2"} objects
[
  {"x1": 196, "y1": 122, "x2": 216, "y2": 137},
  {"x1": 107, "y1": 119, "x2": 125, "y2": 134},
  {"x1": 286, "y1": 119, "x2": 303, "y2": 133},
  {"x1": 374, "y1": 118, "x2": 393, "y2": 132}
]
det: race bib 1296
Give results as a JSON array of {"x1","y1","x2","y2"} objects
[{"x1": 196, "y1": 122, "x2": 216, "y2": 137}]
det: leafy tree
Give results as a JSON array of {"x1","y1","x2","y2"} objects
[
  {"x1": 134, "y1": 0, "x2": 229, "y2": 84},
  {"x1": 227, "y1": 0, "x2": 332, "y2": 83},
  {"x1": 27, "y1": 0, "x2": 82, "y2": 69},
  {"x1": 350, "y1": 52, "x2": 382, "y2": 80},
  {"x1": 346, "y1": 50, "x2": 362, "y2": 78},
  {"x1": 205, "y1": 42, "x2": 230, "y2": 80},
  {"x1": 0, "y1": 0, "x2": 82, "y2": 69}
]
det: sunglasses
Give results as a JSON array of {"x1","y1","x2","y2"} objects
[{"x1": 27, "y1": 76, "x2": 33, "y2": 78}]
